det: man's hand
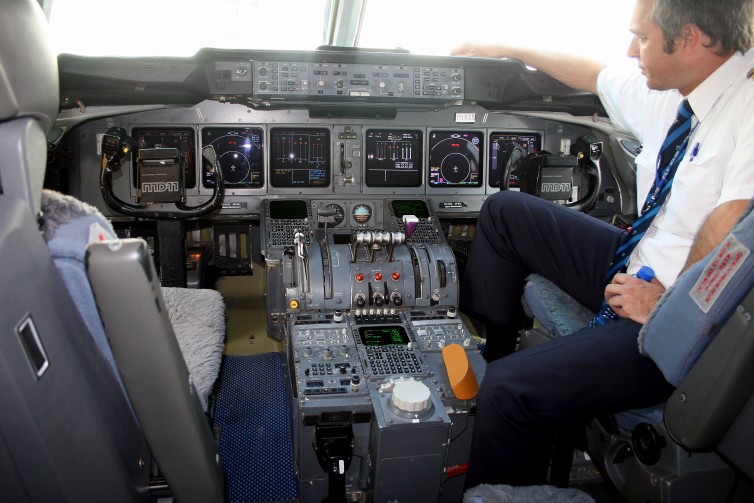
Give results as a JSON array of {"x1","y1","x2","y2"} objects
[
  {"x1": 450, "y1": 43, "x2": 604, "y2": 94},
  {"x1": 450, "y1": 43, "x2": 509, "y2": 59},
  {"x1": 604, "y1": 273, "x2": 666, "y2": 324}
]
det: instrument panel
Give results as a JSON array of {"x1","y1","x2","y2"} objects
[{"x1": 71, "y1": 97, "x2": 627, "y2": 222}]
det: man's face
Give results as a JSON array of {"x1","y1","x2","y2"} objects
[{"x1": 626, "y1": 0, "x2": 684, "y2": 90}]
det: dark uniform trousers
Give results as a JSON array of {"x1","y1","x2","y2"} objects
[{"x1": 460, "y1": 191, "x2": 676, "y2": 487}]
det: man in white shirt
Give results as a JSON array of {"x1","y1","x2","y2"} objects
[{"x1": 453, "y1": 0, "x2": 754, "y2": 488}]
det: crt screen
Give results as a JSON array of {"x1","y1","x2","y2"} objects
[
  {"x1": 202, "y1": 127, "x2": 264, "y2": 188},
  {"x1": 132, "y1": 128, "x2": 196, "y2": 189},
  {"x1": 428, "y1": 130, "x2": 483, "y2": 187},
  {"x1": 269, "y1": 128, "x2": 331, "y2": 187},
  {"x1": 365, "y1": 129, "x2": 422, "y2": 187},
  {"x1": 358, "y1": 325, "x2": 410, "y2": 347},
  {"x1": 488, "y1": 132, "x2": 541, "y2": 188}
]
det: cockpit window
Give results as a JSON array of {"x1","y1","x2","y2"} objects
[
  {"x1": 358, "y1": 0, "x2": 634, "y2": 63},
  {"x1": 47, "y1": 0, "x2": 633, "y2": 64},
  {"x1": 47, "y1": 0, "x2": 330, "y2": 56}
]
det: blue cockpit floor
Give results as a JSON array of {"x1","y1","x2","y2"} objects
[{"x1": 213, "y1": 352, "x2": 298, "y2": 503}]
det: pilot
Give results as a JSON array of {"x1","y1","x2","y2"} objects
[{"x1": 452, "y1": 0, "x2": 754, "y2": 489}]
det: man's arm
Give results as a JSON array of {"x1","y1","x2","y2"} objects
[
  {"x1": 606, "y1": 199, "x2": 751, "y2": 324},
  {"x1": 450, "y1": 43, "x2": 606, "y2": 95},
  {"x1": 682, "y1": 199, "x2": 751, "y2": 271}
]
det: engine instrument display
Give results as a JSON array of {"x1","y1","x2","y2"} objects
[
  {"x1": 365, "y1": 129, "x2": 422, "y2": 187},
  {"x1": 358, "y1": 326, "x2": 410, "y2": 347},
  {"x1": 488, "y1": 132, "x2": 541, "y2": 188},
  {"x1": 428, "y1": 130, "x2": 482, "y2": 187},
  {"x1": 132, "y1": 128, "x2": 196, "y2": 188},
  {"x1": 269, "y1": 128, "x2": 331, "y2": 187},
  {"x1": 391, "y1": 199, "x2": 430, "y2": 219},
  {"x1": 202, "y1": 127, "x2": 264, "y2": 188}
]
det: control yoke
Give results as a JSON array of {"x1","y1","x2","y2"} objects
[
  {"x1": 99, "y1": 127, "x2": 224, "y2": 219},
  {"x1": 504, "y1": 135, "x2": 603, "y2": 212}
]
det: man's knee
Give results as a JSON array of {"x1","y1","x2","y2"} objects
[
  {"x1": 477, "y1": 357, "x2": 532, "y2": 407},
  {"x1": 480, "y1": 191, "x2": 529, "y2": 221}
]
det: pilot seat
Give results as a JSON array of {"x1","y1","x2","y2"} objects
[
  {"x1": 518, "y1": 203, "x2": 754, "y2": 502},
  {"x1": 0, "y1": 0, "x2": 226, "y2": 501}
]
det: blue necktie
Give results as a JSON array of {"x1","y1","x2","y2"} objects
[
  {"x1": 606, "y1": 99, "x2": 695, "y2": 279},
  {"x1": 591, "y1": 99, "x2": 695, "y2": 326}
]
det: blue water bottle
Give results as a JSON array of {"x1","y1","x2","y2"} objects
[{"x1": 589, "y1": 265, "x2": 655, "y2": 327}]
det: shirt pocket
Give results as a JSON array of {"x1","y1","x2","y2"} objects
[{"x1": 660, "y1": 152, "x2": 722, "y2": 238}]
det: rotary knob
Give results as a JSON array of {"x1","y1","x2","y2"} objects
[{"x1": 391, "y1": 380, "x2": 431, "y2": 414}]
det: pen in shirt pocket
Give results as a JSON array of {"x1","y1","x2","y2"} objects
[{"x1": 689, "y1": 142, "x2": 700, "y2": 161}]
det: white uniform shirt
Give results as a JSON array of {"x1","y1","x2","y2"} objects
[{"x1": 597, "y1": 49, "x2": 754, "y2": 288}]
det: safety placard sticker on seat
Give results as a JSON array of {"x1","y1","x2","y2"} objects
[{"x1": 690, "y1": 234, "x2": 751, "y2": 313}]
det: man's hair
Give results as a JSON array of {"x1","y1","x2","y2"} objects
[{"x1": 651, "y1": 0, "x2": 754, "y2": 55}]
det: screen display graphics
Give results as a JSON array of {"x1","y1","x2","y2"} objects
[
  {"x1": 358, "y1": 326, "x2": 410, "y2": 347},
  {"x1": 488, "y1": 132, "x2": 541, "y2": 188},
  {"x1": 269, "y1": 128, "x2": 331, "y2": 187},
  {"x1": 428, "y1": 130, "x2": 483, "y2": 187},
  {"x1": 365, "y1": 129, "x2": 422, "y2": 187},
  {"x1": 132, "y1": 128, "x2": 196, "y2": 188},
  {"x1": 391, "y1": 199, "x2": 430, "y2": 219},
  {"x1": 201, "y1": 127, "x2": 264, "y2": 188}
]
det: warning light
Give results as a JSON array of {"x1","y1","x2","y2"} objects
[
  {"x1": 289, "y1": 299, "x2": 299, "y2": 309},
  {"x1": 392, "y1": 272, "x2": 401, "y2": 281},
  {"x1": 355, "y1": 273, "x2": 364, "y2": 282},
  {"x1": 374, "y1": 272, "x2": 383, "y2": 281}
]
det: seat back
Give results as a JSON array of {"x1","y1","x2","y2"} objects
[
  {"x1": 0, "y1": 1, "x2": 226, "y2": 501},
  {"x1": 665, "y1": 285, "x2": 754, "y2": 480},
  {"x1": 87, "y1": 239, "x2": 225, "y2": 503},
  {"x1": 0, "y1": 0, "x2": 151, "y2": 500}
]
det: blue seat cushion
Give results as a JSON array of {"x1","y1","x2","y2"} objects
[
  {"x1": 523, "y1": 273, "x2": 595, "y2": 338},
  {"x1": 523, "y1": 272, "x2": 663, "y2": 429}
]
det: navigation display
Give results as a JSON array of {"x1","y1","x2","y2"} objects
[
  {"x1": 269, "y1": 128, "x2": 331, "y2": 187},
  {"x1": 132, "y1": 128, "x2": 196, "y2": 188},
  {"x1": 202, "y1": 127, "x2": 264, "y2": 188},
  {"x1": 358, "y1": 326, "x2": 410, "y2": 347},
  {"x1": 428, "y1": 130, "x2": 483, "y2": 187},
  {"x1": 365, "y1": 129, "x2": 422, "y2": 187},
  {"x1": 488, "y1": 132, "x2": 541, "y2": 188}
]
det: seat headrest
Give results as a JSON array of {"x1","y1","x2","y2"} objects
[{"x1": 0, "y1": 0, "x2": 59, "y2": 133}]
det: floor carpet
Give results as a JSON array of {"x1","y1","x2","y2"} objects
[{"x1": 213, "y1": 352, "x2": 298, "y2": 503}]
